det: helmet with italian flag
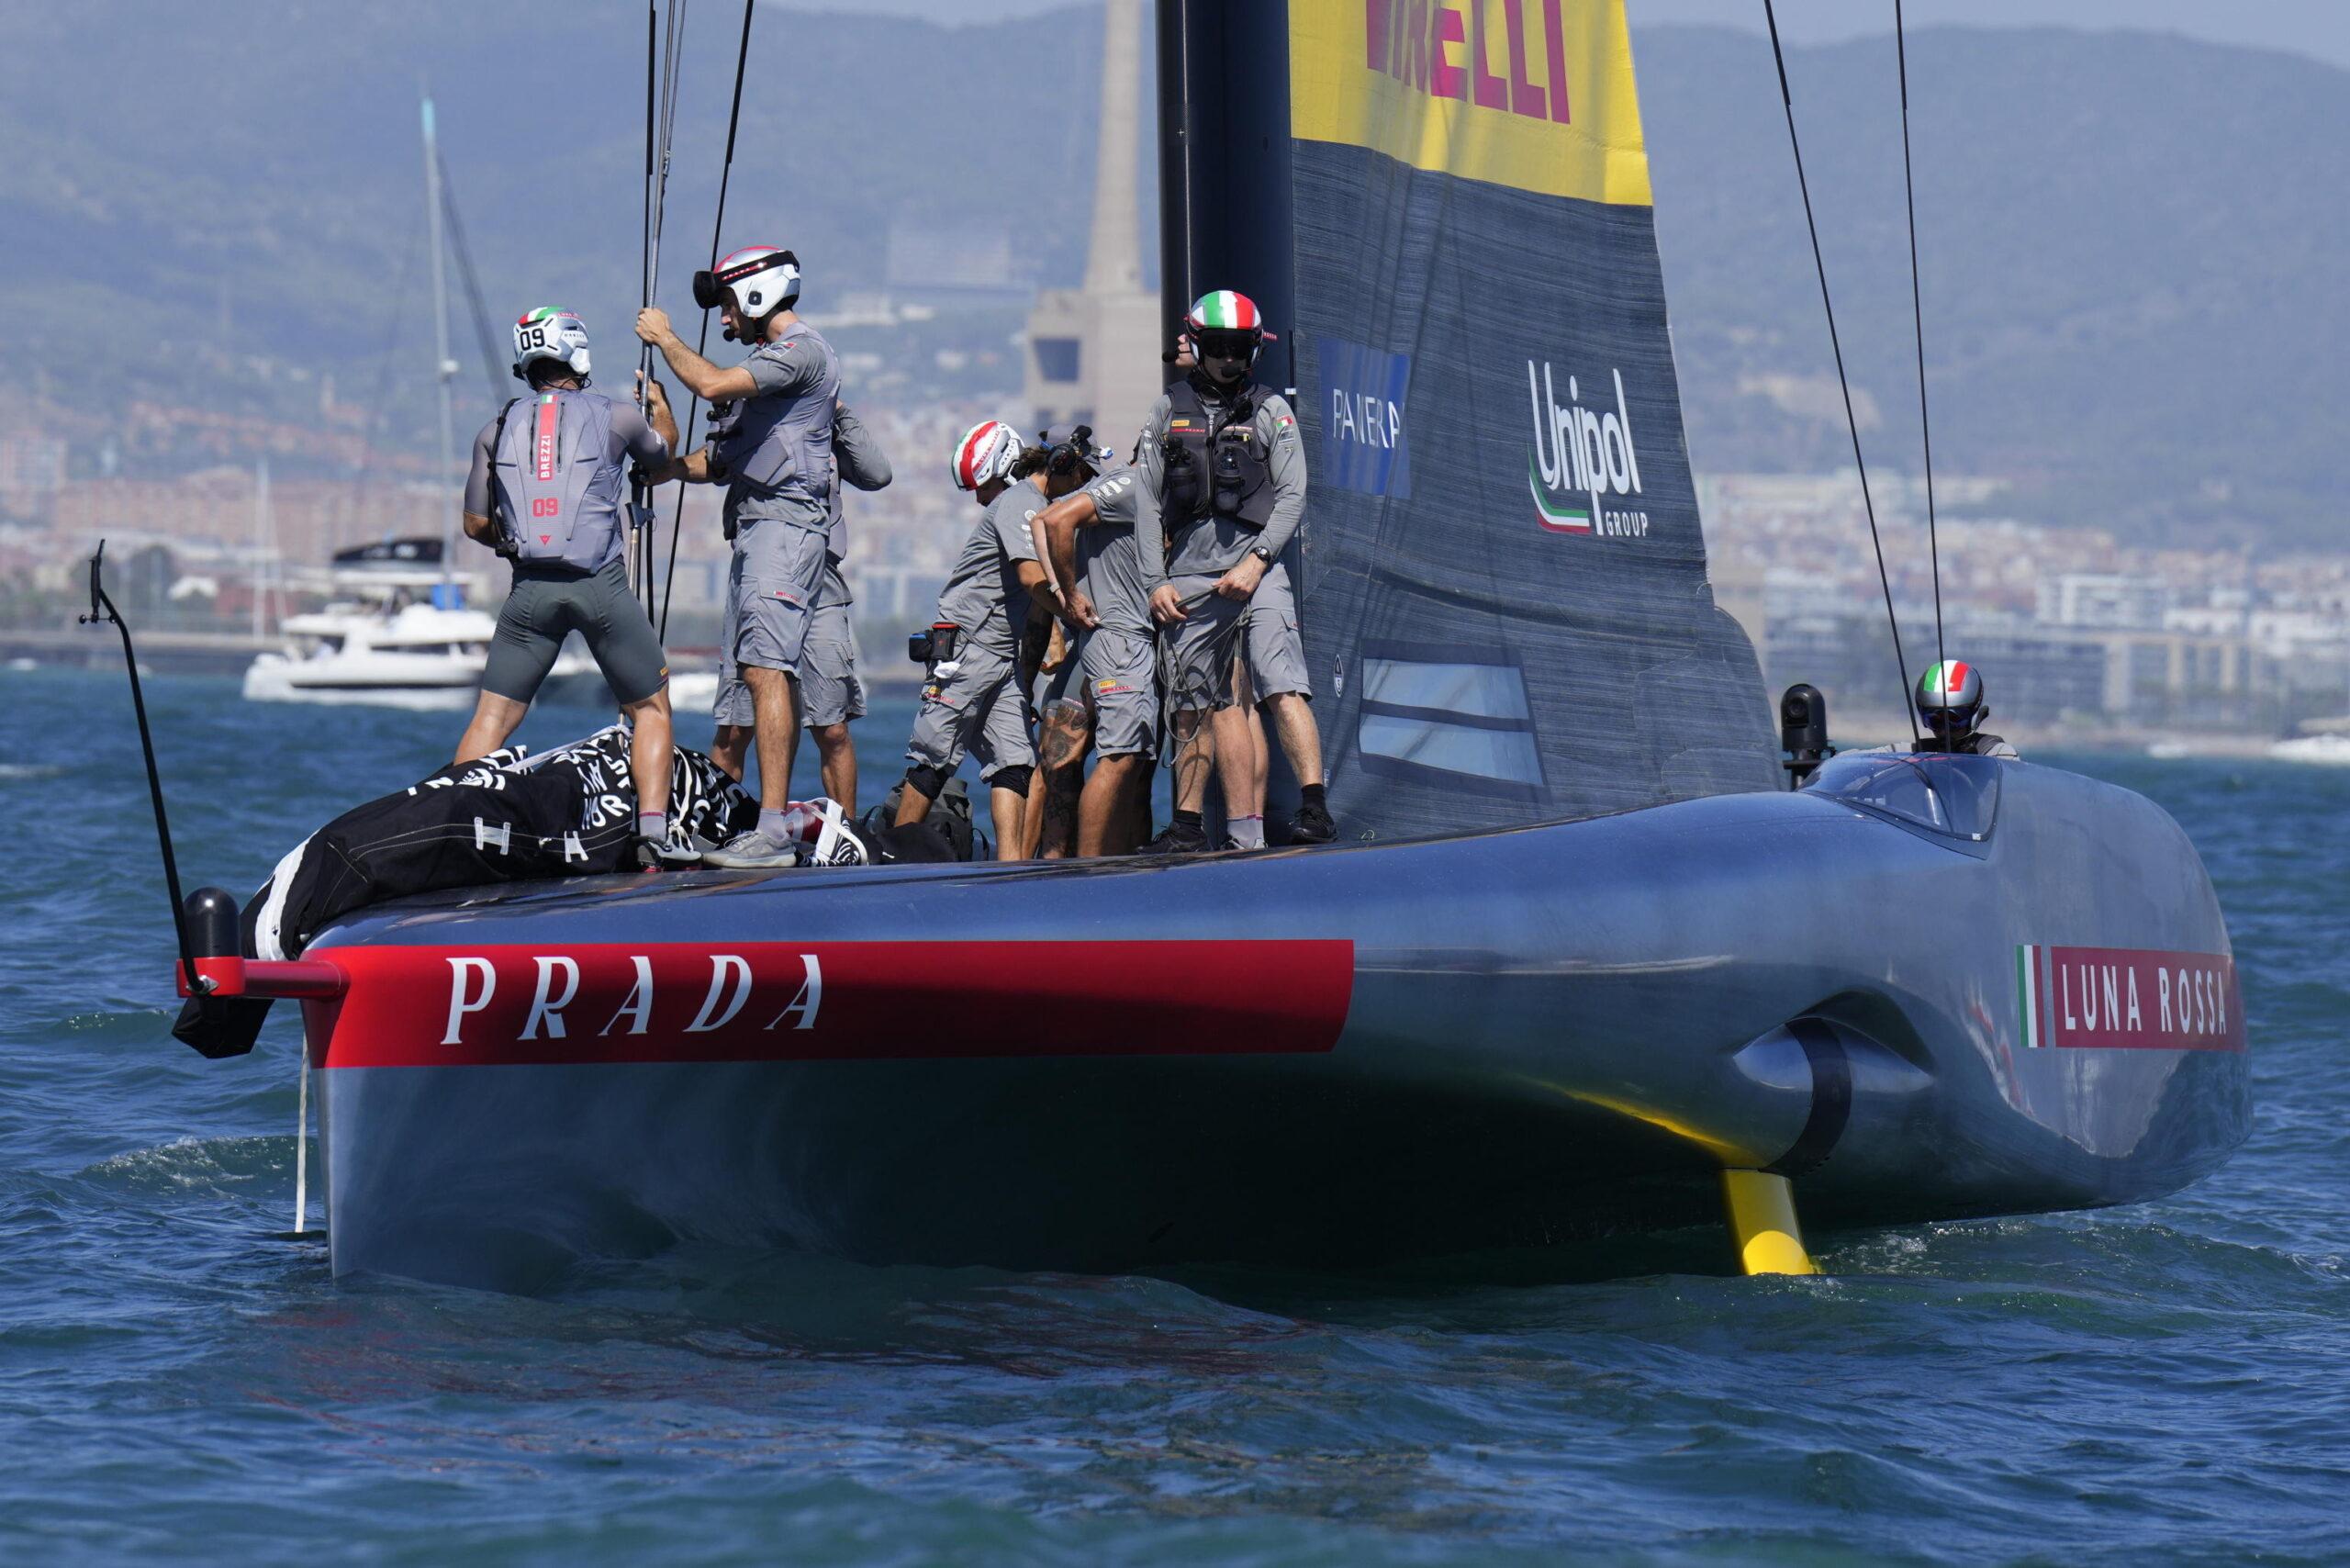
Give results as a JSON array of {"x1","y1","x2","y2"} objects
[
  {"x1": 950, "y1": 418, "x2": 1023, "y2": 494},
  {"x1": 511, "y1": 306, "x2": 591, "y2": 382},
  {"x1": 1183, "y1": 289, "x2": 1270, "y2": 383},
  {"x1": 1916, "y1": 658, "x2": 1987, "y2": 735}
]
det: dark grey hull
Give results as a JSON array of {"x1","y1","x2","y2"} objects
[{"x1": 307, "y1": 757, "x2": 2248, "y2": 1289}]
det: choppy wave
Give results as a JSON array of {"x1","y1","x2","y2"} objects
[{"x1": 0, "y1": 676, "x2": 2344, "y2": 1564}]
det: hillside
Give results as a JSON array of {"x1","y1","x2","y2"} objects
[
  {"x1": 1638, "y1": 25, "x2": 2350, "y2": 548},
  {"x1": 0, "y1": 7, "x2": 2339, "y2": 546}
]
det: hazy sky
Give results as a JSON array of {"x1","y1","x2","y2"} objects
[{"x1": 765, "y1": 0, "x2": 2350, "y2": 72}]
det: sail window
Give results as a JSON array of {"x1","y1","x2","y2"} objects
[
  {"x1": 1809, "y1": 752, "x2": 2003, "y2": 842},
  {"x1": 1356, "y1": 645, "x2": 1543, "y2": 799}
]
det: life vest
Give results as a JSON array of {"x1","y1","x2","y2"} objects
[
  {"x1": 488, "y1": 390, "x2": 624, "y2": 572},
  {"x1": 1160, "y1": 375, "x2": 1275, "y2": 528},
  {"x1": 708, "y1": 320, "x2": 843, "y2": 511}
]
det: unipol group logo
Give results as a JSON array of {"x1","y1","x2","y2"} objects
[{"x1": 1526, "y1": 360, "x2": 1647, "y2": 538}]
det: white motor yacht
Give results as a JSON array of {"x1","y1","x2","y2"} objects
[{"x1": 242, "y1": 538, "x2": 596, "y2": 711}]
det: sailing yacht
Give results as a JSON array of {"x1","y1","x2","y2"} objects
[
  {"x1": 175, "y1": 1, "x2": 2247, "y2": 1289},
  {"x1": 244, "y1": 96, "x2": 522, "y2": 711}
]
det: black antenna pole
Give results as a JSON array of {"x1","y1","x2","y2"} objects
[
  {"x1": 79, "y1": 543, "x2": 205, "y2": 995},
  {"x1": 1896, "y1": 0, "x2": 1946, "y2": 680},
  {"x1": 1762, "y1": 0, "x2": 1919, "y2": 744},
  {"x1": 657, "y1": 0, "x2": 756, "y2": 643}
]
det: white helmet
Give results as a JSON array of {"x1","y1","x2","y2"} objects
[
  {"x1": 951, "y1": 419, "x2": 1023, "y2": 492},
  {"x1": 692, "y1": 244, "x2": 801, "y2": 334},
  {"x1": 511, "y1": 306, "x2": 591, "y2": 381}
]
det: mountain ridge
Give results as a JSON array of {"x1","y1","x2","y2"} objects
[{"x1": 0, "y1": 8, "x2": 2335, "y2": 547}]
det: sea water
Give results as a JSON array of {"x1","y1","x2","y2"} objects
[{"x1": 0, "y1": 666, "x2": 2342, "y2": 1565}]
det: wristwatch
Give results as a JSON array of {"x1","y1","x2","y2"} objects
[{"x1": 1248, "y1": 545, "x2": 1275, "y2": 566}]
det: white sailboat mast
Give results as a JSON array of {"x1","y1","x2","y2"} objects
[{"x1": 421, "y1": 96, "x2": 458, "y2": 594}]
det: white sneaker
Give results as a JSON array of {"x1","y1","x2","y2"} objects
[{"x1": 701, "y1": 829, "x2": 803, "y2": 869}]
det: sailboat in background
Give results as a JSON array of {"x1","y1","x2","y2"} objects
[
  {"x1": 242, "y1": 97, "x2": 592, "y2": 710},
  {"x1": 182, "y1": 1, "x2": 2247, "y2": 1288}
]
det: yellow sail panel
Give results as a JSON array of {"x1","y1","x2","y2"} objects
[{"x1": 1290, "y1": 0, "x2": 1653, "y2": 207}]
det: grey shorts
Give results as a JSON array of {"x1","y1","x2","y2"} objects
[
  {"x1": 1079, "y1": 627, "x2": 1158, "y2": 756},
  {"x1": 1162, "y1": 561, "x2": 1312, "y2": 713},
  {"x1": 728, "y1": 516, "x2": 829, "y2": 679},
  {"x1": 905, "y1": 642, "x2": 1035, "y2": 784},
  {"x1": 484, "y1": 558, "x2": 668, "y2": 706},
  {"x1": 713, "y1": 599, "x2": 862, "y2": 729}
]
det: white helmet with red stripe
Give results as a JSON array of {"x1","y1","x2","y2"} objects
[
  {"x1": 691, "y1": 245, "x2": 801, "y2": 336},
  {"x1": 511, "y1": 306, "x2": 592, "y2": 381},
  {"x1": 950, "y1": 419, "x2": 1023, "y2": 493},
  {"x1": 1916, "y1": 659, "x2": 1988, "y2": 736}
]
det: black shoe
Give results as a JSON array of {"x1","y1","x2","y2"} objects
[
  {"x1": 629, "y1": 835, "x2": 702, "y2": 873},
  {"x1": 1141, "y1": 820, "x2": 1210, "y2": 855},
  {"x1": 1289, "y1": 801, "x2": 1337, "y2": 844}
]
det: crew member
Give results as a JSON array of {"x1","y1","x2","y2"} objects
[
  {"x1": 897, "y1": 420, "x2": 1080, "y2": 858},
  {"x1": 1912, "y1": 660, "x2": 2020, "y2": 757},
  {"x1": 453, "y1": 307, "x2": 682, "y2": 869},
  {"x1": 1038, "y1": 442, "x2": 1165, "y2": 857},
  {"x1": 1140, "y1": 290, "x2": 1332, "y2": 852},
  {"x1": 635, "y1": 244, "x2": 839, "y2": 868},
  {"x1": 710, "y1": 398, "x2": 890, "y2": 812}
]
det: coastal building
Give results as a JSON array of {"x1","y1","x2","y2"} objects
[{"x1": 1023, "y1": 0, "x2": 1159, "y2": 450}]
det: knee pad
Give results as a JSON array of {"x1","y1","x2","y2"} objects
[
  {"x1": 989, "y1": 764, "x2": 1035, "y2": 799},
  {"x1": 905, "y1": 762, "x2": 950, "y2": 800}
]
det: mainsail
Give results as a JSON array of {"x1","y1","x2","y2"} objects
[{"x1": 1166, "y1": 1, "x2": 1779, "y2": 837}]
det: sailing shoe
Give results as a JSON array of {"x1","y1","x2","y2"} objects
[
  {"x1": 1288, "y1": 801, "x2": 1337, "y2": 844},
  {"x1": 629, "y1": 836, "x2": 704, "y2": 873},
  {"x1": 1141, "y1": 819, "x2": 1210, "y2": 856},
  {"x1": 700, "y1": 829, "x2": 805, "y2": 870}
]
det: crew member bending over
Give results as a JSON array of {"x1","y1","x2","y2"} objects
[
  {"x1": 710, "y1": 398, "x2": 890, "y2": 811},
  {"x1": 1142, "y1": 290, "x2": 1332, "y2": 852},
  {"x1": 1912, "y1": 660, "x2": 2020, "y2": 758},
  {"x1": 897, "y1": 420, "x2": 1080, "y2": 857},
  {"x1": 454, "y1": 307, "x2": 682, "y2": 869},
  {"x1": 635, "y1": 244, "x2": 840, "y2": 868}
]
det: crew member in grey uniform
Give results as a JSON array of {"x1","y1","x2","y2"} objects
[
  {"x1": 454, "y1": 306, "x2": 683, "y2": 869},
  {"x1": 635, "y1": 243, "x2": 841, "y2": 868},
  {"x1": 896, "y1": 419, "x2": 1080, "y2": 858},
  {"x1": 1911, "y1": 659, "x2": 2020, "y2": 758},
  {"x1": 1038, "y1": 448, "x2": 1165, "y2": 857},
  {"x1": 710, "y1": 398, "x2": 890, "y2": 812},
  {"x1": 1140, "y1": 289, "x2": 1334, "y2": 852}
]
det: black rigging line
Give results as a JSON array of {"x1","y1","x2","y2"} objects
[
  {"x1": 623, "y1": 0, "x2": 694, "y2": 616},
  {"x1": 636, "y1": 0, "x2": 660, "y2": 613},
  {"x1": 1895, "y1": 0, "x2": 1946, "y2": 680},
  {"x1": 436, "y1": 151, "x2": 508, "y2": 411},
  {"x1": 1762, "y1": 0, "x2": 1919, "y2": 744},
  {"x1": 657, "y1": 0, "x2": 756, "y2": 644}
]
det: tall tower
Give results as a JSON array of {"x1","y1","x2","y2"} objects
[{"x1": 1024, "y1": 0, "x2": 1161, "y2": 455}]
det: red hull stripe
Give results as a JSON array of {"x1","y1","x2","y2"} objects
[{"x1": 314, "y1": 939, "x2": 1355, "y2": 1070}]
